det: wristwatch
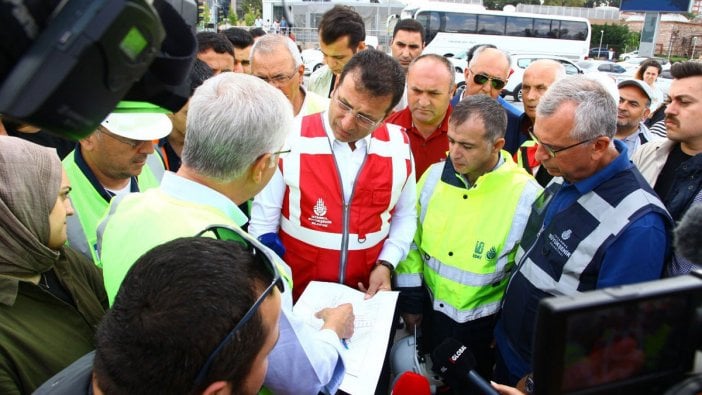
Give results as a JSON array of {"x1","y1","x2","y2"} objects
[
  {"x1": 525, "y1": 373, "x2": 535, "y2": 395},
  {"x1": 376, "y1": 260, "x2": 394, "y2": 272}
]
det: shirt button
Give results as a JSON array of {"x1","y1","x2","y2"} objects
[
  {"x1": 463, "y1": 194, "x2": 468, "y2": 199},
  {"x1": 448, "y1": 251, "x2": 454, "y2": 256}
]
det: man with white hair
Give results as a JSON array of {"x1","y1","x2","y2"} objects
[
  {"x1": 494, "y1": 76, "x2": 671, "y2": 386},
  {"x1": 251, "y1": 34, "x2": 328, "y2": 119},
  {"x1": 97, "y1": 73, "x2": 353, "y2": 395}
]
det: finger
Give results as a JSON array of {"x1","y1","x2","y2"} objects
[
  {"x1": 364, "y1": 282, "x2": 380, "y2": 300},
  {"x1": 357, "y1": 282, "x2": 367, "y2": 292}
]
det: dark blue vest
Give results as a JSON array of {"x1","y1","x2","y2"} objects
[{"x1": 500, "y1": 166, "x2": 670, "y2": 366}]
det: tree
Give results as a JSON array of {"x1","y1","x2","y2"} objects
[{"x1": 590, "y1": 23, "x2": 639, "y2": 53}]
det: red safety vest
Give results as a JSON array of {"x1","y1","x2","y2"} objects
[{"x1": 279, "y1": 113, "x2": 411, "y2": 300}]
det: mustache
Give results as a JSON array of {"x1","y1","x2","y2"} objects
[{"x1": 665, "y1": 115, "x2": 679, "y2": 125}]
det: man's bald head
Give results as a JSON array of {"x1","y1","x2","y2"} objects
[{"x1": 522, "y1": 59, "x2": 566, "y2": 122}]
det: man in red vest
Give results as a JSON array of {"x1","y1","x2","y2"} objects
[{"x1": 250, "y1": 50, "x2": 417, "y2": 301}]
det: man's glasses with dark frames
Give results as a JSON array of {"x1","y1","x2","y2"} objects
[
  {"x1": 469, "y1": 68, "x2": 507, "y2": 90},
  {"x1": 191, "y1": 225, "x2": 284, "y2": 388},
  {"x1": 529, "y1": 131, "x2": 596, "y2": 158},
  {"x1": 334, "y1": 96, "x2": 383, "y2": 130}
]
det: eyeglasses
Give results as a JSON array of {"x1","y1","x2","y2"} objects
[
  {"x1": 255, "y1": 68, "x2": 298, "y2": 86},
  {"x1": 191, "y1": 225, "x2": 284, "y2": 388},
  {"x1": 334, "y1": 96, "x2": 383, "y2": 130},
  {"x1": 269, "y1": 148, "x2": 291, "y2": 168},
  {"x1": 98, "y1": 127, "x2": 147, "y2": 149},
  {"x1": 469, "y1": 68, "x2": 507, "y2": 90},
  {"x1": 529, "y1": 131, "x2": 595, "y2": 158}
]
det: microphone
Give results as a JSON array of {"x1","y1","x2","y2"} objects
[
  {"x1": 391, "y1": 371, "x2": 431, "y2": 395},
  {"x1": 675, "y1": 205, "x2": 702, "y2": 264},
  {"x1": 431, "y1": 338, "x2": 499, "y2": 395}
]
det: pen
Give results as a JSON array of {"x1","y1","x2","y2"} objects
[{"x1": 341, "y1": 339, "x2": 349, "y2": 349}]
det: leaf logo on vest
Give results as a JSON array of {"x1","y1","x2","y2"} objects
[
  {"x1": 547, "y1": 229, "x2": 573, "y2": 258},
  {"x1": 309, "y1": 198, "x2": 332, "y2": 227},
  {"x1": 486, "y1": 246, "x2": 497, "y2": 261}
]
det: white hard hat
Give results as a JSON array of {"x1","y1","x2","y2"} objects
[{"x1": 100, "y1": 112, "x2": 172, "y2": 141}]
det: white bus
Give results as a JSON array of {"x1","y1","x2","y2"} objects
[{"x1": 399, "y1": 3, "x2": 591, "y2": 61}]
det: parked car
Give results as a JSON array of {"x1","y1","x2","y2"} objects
[
  {"x1": 501, "y1": 54, "x2": 583, "y2": 102},
  {"x1": 302, "y1": 48, "x2": 324, "y2": 76},
  {"x1": 618, "y1": 50, "x2": 638, "y2": 61},
  {"x1": 588, "y1": 47, "x2": 611, "y2": 59},
  {"x1": 577, "y1": 60, "x2": 628, "y2": 80}
]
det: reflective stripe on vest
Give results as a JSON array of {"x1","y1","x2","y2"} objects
[
  {"x1": 516, "y1": 177, "x2": 669, "y2": 296},
  {"x1": 401, "y1": 154, "x2": 540, "y2": 322},
  {"x1": 279, "y1": 113, "x2": 411, "y2": 289}
]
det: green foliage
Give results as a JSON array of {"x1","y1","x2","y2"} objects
[
  {"x1": 228, "y1": 8, "x2": 239, "y2": 26},
  {"x1": 591, "y1": 23, "x2": 639, "y2": 53}
]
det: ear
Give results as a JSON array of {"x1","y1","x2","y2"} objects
[
  {"x1": 297, "y1": 64, "x2": 305, "y2": 80},
  {"x1": 591, "y1": 136, "x2": 611, "y2": 159},
  {"x1": 201, "y1": 380, "x2": 231, "y2": 395},
  {"x1": 357, "y1": 41, "x2": 367, "y2": 51},
  {"x1": 79, "y1": 132, "x2": 99, "y2": 151},
  {"x1": 250, "y1": 153, "x2": 274, "y2": 184},
  {"x1": 642, "y1": 107, "x2": 651, "y2": 120},
  {"x1": 492, "y1": 137, "x2": 505, "y2": 154}
]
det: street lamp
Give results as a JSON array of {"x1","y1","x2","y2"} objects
[{"x1": 598, "y1": 30, "x2": 604, "y2": 58}]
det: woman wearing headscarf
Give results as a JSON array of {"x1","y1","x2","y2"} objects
[{"x1": 0, "y1": 136, "x2": 108, "y2": 394}]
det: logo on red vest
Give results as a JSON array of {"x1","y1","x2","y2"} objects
[{"x1": 309, "y1": 198, "x2": 332, "y2": 227}]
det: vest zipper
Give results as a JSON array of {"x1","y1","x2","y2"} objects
[
  {"x1": 501, "y1": 225, "x2": 544, "y2": 309},
  {"x1": 330, "y1": 141, "x2": 368, "y2": 285}
]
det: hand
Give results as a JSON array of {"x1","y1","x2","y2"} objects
[
  {"x1": 315, "y1": 303, "x2": 354, "y2": 339},
  {"x1": 401, "y1": 313, "x2": 423, "y2": 334},
  {"x1": 491, "y1": 381, "x2": 526, "y2": 395},
  {"x1": 358, "y1": 262, "x2": 391, "y2": 299}
]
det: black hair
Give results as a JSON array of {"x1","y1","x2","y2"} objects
[
  {"x1": 451, "y1": 94, "x2": 507, "y2": 142},
  {"x1": 670, "y1": 60, "x2": 702, "y2": 79},
  {"x1": 196, "y1": 32, "x2": 234, "y2": 56},
  {"x1": 92, "y1": 237, "x2": 276, "y2": 395},
  {"x1": 339, "y1": 49, "x2": 405, "y2": 114},
  {"x1": 222, "y1": 27, "x2": 254, "y2": 50},
  {"x1": 250, "y1": 27, "x2": 266, "y2": 39},
  {"x1": 392, "y1": 19, "x2": 425, "y2": 43},
  {"x1": 318, "y1": 5, "x2": 365, "y2": 48}
]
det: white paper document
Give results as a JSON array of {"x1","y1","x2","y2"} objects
[{"x1": 293, "y1": 281, "x2": 399, "y2": 395}]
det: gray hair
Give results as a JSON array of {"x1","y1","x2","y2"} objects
[
  {"x1": 250, "y1": 34, "x2": 302, "y2": 68},
  {"x1": 468, "y1": 46, "x2": 512, "y2": 70},
  {"x1": 183, "y1": 73, "x2": 292, "y2": 181},
  {"x1": 537, "y1": 75, "x2": 617, "y2": 140},
  {"x1": 450, "y1": 94, "x2": 507, "y2": 142}
]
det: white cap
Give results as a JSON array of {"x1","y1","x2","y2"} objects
[
  {"x1": 617, "y1": 79, "x2": 654, "y2": 103},
  {"x1": 100, "y1": 113, "x2": 172, "y2": 141}
]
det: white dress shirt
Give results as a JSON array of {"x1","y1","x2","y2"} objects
[{"x1": 250, "y1": 110, "x2": 417, "y2": 268}]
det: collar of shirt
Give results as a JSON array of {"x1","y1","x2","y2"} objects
[
  {"x1": 159, "y1": 171, "x2": 248, "y2": 227},
  {"x1": 449, "y1": 151, "x2": 507, "y2": 189},
  {"x1": 322, "y1": 109, "x2": 372, "y2": 152},
  {"x1": 544, "y1": 140, "x2": 630, "y2": 225}
]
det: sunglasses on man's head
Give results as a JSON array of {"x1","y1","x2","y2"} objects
[
  {"x1": 470, "y1": 69, "x2": 507, "y2": 90},
  {"x1": 191, "y1": 225, "x2": 284, "y2": 388}
]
